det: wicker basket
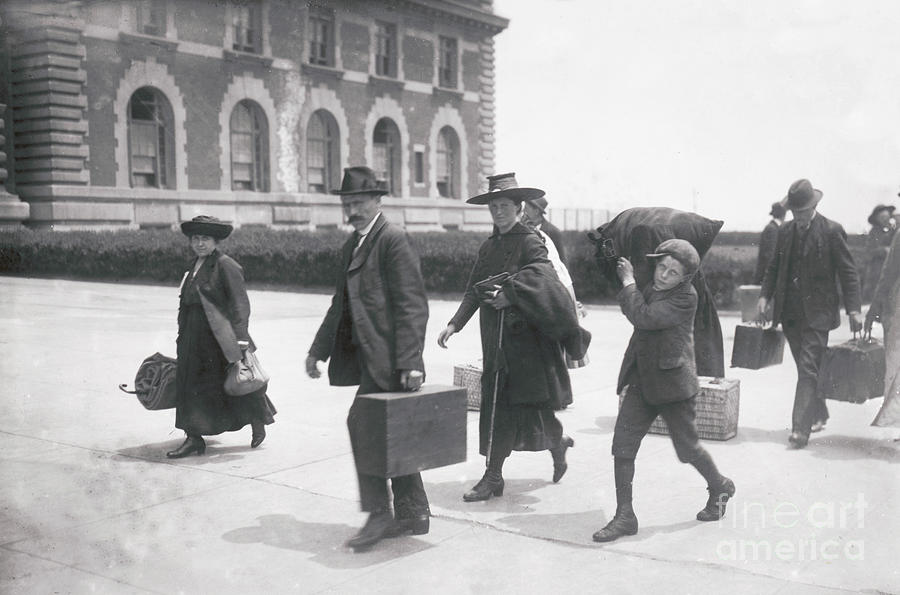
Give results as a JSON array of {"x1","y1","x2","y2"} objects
[
  {"x1": 453, "y1": 363, "x2": 483, "y2": 411},
  {"x1": 618, "y1": 376, "x2": 740, "y2": 441}
]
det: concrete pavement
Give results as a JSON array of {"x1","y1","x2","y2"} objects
[{"x1": 0, "y1": 276, "x2": 897, "y2": 594}]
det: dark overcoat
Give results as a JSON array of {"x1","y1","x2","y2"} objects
[
  {"x1": 617, "y1": 281, "x2": 699, "y2": 404},
  {"x1": 754, "y1": 219, "x2": 780, "y2": 284},
  {"x1": 449, "y1": 223, "x2": 577, "y2": 409},
  {"x1": 309, "y1": 214, "x2": 428, "y2": 391},
  {"x1": 761, "y1": 213, "x2": 861, "y2": 331}
]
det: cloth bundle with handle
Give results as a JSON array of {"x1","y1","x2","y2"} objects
[{"x1": 118, "y1": 352, "x2": 177, "y2": 410}]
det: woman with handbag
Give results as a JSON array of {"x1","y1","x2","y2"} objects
[
  {"x1": 167, "y1": 216, "x2": 276, "y2": 458},
  {"x1": 437, "y1": 173, "x2": 587, "y2": 501}
]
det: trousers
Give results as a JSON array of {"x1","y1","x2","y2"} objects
[{"x1": 781, "y1": 318, "x2": 830, "y2": 435}]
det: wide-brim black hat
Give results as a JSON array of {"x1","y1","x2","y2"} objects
[
  {"x1": 180, "y1": 215, "x2": 233, "y2": 239},
  {"x1": 769, "y1": 201, "x2": 786, "y2": 219},
  {"x1": 868, "y1": 204, "x2": 895, "y2": 225},
  {"x1": 331, "y1": 166, "x2": 389, "y2": 196},
  {"x1": 784, "y1": 179, "x2": 823, "y2": 211},
  {"x1": 467, "y1": 172, "x2": 544, "y2": 205}
]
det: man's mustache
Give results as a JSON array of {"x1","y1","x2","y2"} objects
[{"x1": 348, "y1": 215, "x2": 364, "y2": 223}]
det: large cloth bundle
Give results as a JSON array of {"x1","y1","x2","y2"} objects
[
  {"x1": 118, "y1": 352, "x2": 177, "y2": 410},
  {"x1": 590, "y1": 207, "x2": 726, "y2": 377}
]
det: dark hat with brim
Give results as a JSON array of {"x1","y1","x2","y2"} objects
[
  {"x1": 331, "y1": 166, "x2": 389, "y2": 196},
  {"x1": 868, "y1": 204, "x2": 895, "y2": 225},
  {"x1": 526, "y1": 196, "x2": 549, "y2": 213},
  {"x1": 785, "y1": 179, "x2": 823, "y2": 211},
  {"x1": 180, "y1": 215, "x2": 233, "y2": 240},
  {"x1": 467, "y1": 172, "x2": 544, "y2": 205},
  {"x1": 646, "y1": 238, "x2": 701, "y2": 277}
]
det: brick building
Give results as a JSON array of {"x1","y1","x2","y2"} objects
[{"x1": 0, "y1": 0, "x2": 508, "y2": 231}]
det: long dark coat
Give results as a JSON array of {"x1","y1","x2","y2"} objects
[
  {"x1": 449, "y1": 223, "x2": 577, "y2": 409},
  {"x1": 761, "y1": 213, "x2": 861, "y2": 331},
  {"x1": 863, "y1": 224, "x2": 896, "y2": 303},
  {"x1": 754, "y1": 219, "x2": 780, "y2": 284},
  {"x1": 617, "y1": 281, "x2": 700, "y2": 404},
  {"x1": 309, "y1": 214, "x2": 428, "y2": 391}
]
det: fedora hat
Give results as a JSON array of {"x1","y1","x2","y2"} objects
[
  {"x1": 331, "y1": 166, "x2": 389, "y2": 196},
  {"x1": 784, "y1": 179, "x2": 823, "y2": 211},
  {"x1": 868, "y1": 204, "x2": 895, "y2": 226},
  {"x1": 467, "y1": 172, "x2": 544, "y2": 205},
  {"x1": 180, "y1": 215, "x2": 233, "y2": 240},
  {"x1": 769, "y1": 201, "x2": 786, "y2": 219},
  {"x1": 526, "y1": 196, "x2": 549, "y2": 213},
  {"x1": 646, "y1": 238, "x2": 701, "y2": 277}
]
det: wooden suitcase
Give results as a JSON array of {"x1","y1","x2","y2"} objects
[
  {"x1": 618, "y1": 377, "x2": 740, "y2": 441},
  {"x1": 731, "y1": 323, "x2": 785, "y2": 369},
  {"x1": 817, "y1": 337, "x2": 885, "y2": 403},
  {"x1": 353, "y1": 384, "x2": 467, "y2": 478}
]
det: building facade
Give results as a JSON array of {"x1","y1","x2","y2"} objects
[{"x1": 0, "y1": 0, "x2": 508, "y2": 230}]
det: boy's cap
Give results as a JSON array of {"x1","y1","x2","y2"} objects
[{"x1": 646, "y1": 238, "x2": 700, "y2": 276}]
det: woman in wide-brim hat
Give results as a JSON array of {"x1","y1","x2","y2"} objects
[
  {"x1": 863, "y1": 204, "x2": 897, "y2": 303},
  {"x1": 166, "y1": 215, "x2": 276, "y2": 458},
  {"x1": 437, "y1": 173, "x2": 585, "y2": 502}
]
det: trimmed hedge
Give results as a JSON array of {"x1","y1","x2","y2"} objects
[{"x1": 0, "y1": 228, "x2": 868, "y2": 308}]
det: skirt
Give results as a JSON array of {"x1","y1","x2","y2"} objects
[{"x1": 175, "y1": 303, "x2": 276, "y2": 436}]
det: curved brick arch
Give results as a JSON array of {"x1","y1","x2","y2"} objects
[
  {"x1": 218, "y1": 73, "x2": 279, "y2": 191},
  {"x1": 363, "y1": 96, "x2": 410, "y2": 197},
  {"x1": 299, "y1": 86, "x2": 350, "y2": 192},
  {"x1": 428, "y1": 104, "x2": 469, "y2": 199},
  {"x1": 114, "y1": 57, "x2": 188, "y2": 189}
]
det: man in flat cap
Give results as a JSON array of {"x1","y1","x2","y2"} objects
[
  {"x1": 306, "y1": 166, "x2": 431, "y2": 551},
  {"x1": 758, "y1": 179, "x2": 862, "y2": 448}
]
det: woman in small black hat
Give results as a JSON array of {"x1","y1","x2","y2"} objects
[
  {"x1": 166, "y1": 216, "x2": 276, "y2": 458},
  {"x1": 863, "y1": 204, "x2": 896, "y2": 303},
  {"x1": 437, "y1": 173, "x2": 587, "y2": 501}
]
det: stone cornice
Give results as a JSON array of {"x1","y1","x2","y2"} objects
[{"x1": 404, "y1": 1, "x2": 509, "y2": 33}]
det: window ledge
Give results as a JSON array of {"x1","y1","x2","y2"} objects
[
  {"x1": 433, "y1": 86, "x2": 464, "y2": 100},
  {"x1": 368, "y1": 74, "x2": 405, "y2": 91},
  {"x1": 302, "y1": 62, "x2": 344, "y2": 80},
  {"x1": 224, "y1": 49, "x2": 274, "y2": 68},
  {"x1": 118, "y1": 31, "x2": 179, "y2": 51}
]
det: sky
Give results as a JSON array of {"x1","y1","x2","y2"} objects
[{"x1": 491, "y1": 0, "x2": 900, "y2": 232}]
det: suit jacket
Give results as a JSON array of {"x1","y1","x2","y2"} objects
[
  {"x1": 754, "y1": 219, "x2": 780, "y2": 284},
  {"x1": 309, "y1": 214, "x2": 428, "y2": 390},
  {"x1": 617, "y1": 281, "x2": 699, "y2": 404},
  {"x1": 180, "y1": 250, "x2": 254, "y2": 362},
  {"x1": 540, "y1": 220, "x2": 567, "y2": 266},
  {"x1": 761, "y1": 213, "x2": 861, "y2": 331}
]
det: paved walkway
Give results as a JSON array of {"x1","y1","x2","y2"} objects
[{"x1": 0, "y1": 276, "x2": 897, "y2": 594}]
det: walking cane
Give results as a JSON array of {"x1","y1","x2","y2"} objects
[{"x1": 485, "y1": 308, "x2": 505, "y2": 468}]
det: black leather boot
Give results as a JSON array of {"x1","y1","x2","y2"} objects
[
  {"x1": 550, "y1": 435, "x2": 575, "y2": 483},
  {"x1": 463, "y1": 471, "x2": 504, "y2": 502},
  {"x1": 592, "y1": 510, "x2": 638, "y2": 543},
  {"x1": 696, "y1": 477, "x2": 736, "y2": 522},
  {"x1": 250, "y1": 422, "x2": 266, "y2": 448},
  {"x1": 166, "y1": 435, "x2": 206, "y2": 458},
  {"x1": 346, "y1": 511, "x2": 394, "y2": 551},
  {"x1": 385, "y1": 514, "x2": 430, "y2": 538}
]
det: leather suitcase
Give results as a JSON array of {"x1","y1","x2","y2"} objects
[
  {"x1": 817, "y1": 337, "x2": 885, "y2": 403},
  {"x1": 731, "y1": 324, "x2": 785, "y2": 370},
  {"x1": 353, "y1": 384, "x2": 467, "y2": 478}
]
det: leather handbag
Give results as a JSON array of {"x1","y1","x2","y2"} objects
[{"x1": 224, "y1": 348, "x2": 270, "y2": 396}]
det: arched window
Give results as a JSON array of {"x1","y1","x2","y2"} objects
[
  {"x1": 373, "y1": 118, "x2": 400, "y2": 195},
  {"x1": 307, "y1": 109, "x2": 339, "y2": 194},
  {"x1": 436, "y1": 126, "x2": 460, "y2": 198},
  {"x1": 128, "y1": 87, "x2": 175, "y2": 188},
  {"x1": 230, "y1": 100, "x2": 269, "y2": 191}
]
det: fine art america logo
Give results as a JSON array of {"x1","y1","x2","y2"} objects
[{"x1": 716, "y1": 494, "x2": 866, "y2": 561}]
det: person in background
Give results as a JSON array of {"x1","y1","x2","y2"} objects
[
  {"x1": 864, "y1": 228, "x2": 900, "y2": 429},
  {"x1": 438, "y1": 173, "x2": 584, "y2": 502},
  {"x1": 862, "y1": 204, "x2": 896, "y2": 303},
  {"x1": 754, "y1": 202, "x2": 786, "y2": 285},
  {"x1": 306, "y1": 166, "x2": 431, "y2": 552},
  {"x1": 758, "y1": 179, "x2": 863, "y2": 448},
  {"x1": 523, "y1": 195, "x2": 567, "y2": 266},
  {"x1": 167, "y1": 215, "x2": 276, "y2": 458},
  {"x1": 593, "y1": 239, "x2": 735, "y2": 543}
]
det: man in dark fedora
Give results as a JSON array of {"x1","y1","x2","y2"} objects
[
  {"x1": 863, "y1": 203, "x2": 896, "y2": 303},
  {"x1": 758, "y1": 179, "x2": 862, "y2": 448},
  {"x1": 306, "y1": 166, "x2": 431, "y2": 551},
  {"x1": 754, "y1": 201, "x2": 786, "y2": 285}
]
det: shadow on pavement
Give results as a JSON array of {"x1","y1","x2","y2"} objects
[
  {"x1": 115, "y1": 439, "x2": 255, "y2": 465},
  {"x1": 222, "y1": 513, "x2": 433, "y2": 568},
  {"x1": 494, "y1": 509, "x2": 610, "y2": 545},
  {"x1": 807, "y1": 434, "x2": 900, "y2": 463},
  {"x1": 425, "y1": 478, "x2": 549, "y2": 513}
]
